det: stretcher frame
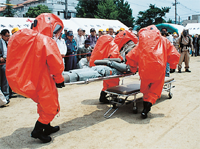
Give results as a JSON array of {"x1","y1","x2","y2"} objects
[
  {"x1": 64, "y1": 73, "x2": 134, "y2": 85},
  {"x1": 104, "y1": 77, "x2": 175, "y2": 119}
]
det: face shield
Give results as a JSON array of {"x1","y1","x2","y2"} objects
[
  {"x1": 120, "y1": 40, "x2": 136, "y2": 54},
  {"x1": 52, "y1": 24, "x2": 63, "y2": 42}
]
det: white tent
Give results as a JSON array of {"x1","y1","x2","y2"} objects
[
  {"x1": 185, "y1": 23, "x2": 200, "y2": 35},
  {"x1": 0, "y1": 16, "x2": 128, "y2": 36},
  {"x1": 69, "y1": 18, "x2": 128, "y2": 35},
  {"x1": 0, "y1": 17, "x2": 34, "y2": 33}
]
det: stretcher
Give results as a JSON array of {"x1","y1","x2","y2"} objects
[{"x1": 104, "y1": 77, "x2": 175, "y2": 118}]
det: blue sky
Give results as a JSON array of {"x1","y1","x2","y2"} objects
[{"x1": 127, "y1": 0, "x2": 200, "y2": 22}]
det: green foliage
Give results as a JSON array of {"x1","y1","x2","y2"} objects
[
  {"x1": 3, "y1": 0, "x2": 14, "y2": 17},
  {"x1": 75, "y1": 0, "x2": 135, "y2": 27},
  {"x1": 24, "y1": 4, "x2": 51, "y2": 18},
  {"x1": 115, "y1": 0, "x2": 135, "y2": 27},
  {"x1": 136, "y1": 4, "x2": 170, "y2": 29},
  {"x1": 75, "y1": 0, "x2": 100, "y2": 18},
  {"x1": 95, "y1": 0, "x2": 118, "y2": 19},
  {"x1": 167, "y1": 18, "x2": 173, "y2": 23}
]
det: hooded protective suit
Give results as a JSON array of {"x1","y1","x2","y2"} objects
[
  {"x1": 126, "y1": 25, "x2": 180, "y2": 104},
  {"x1": 90, "y1": 31, "x2": 138, "y2": 91},
  {"x1": 6, "y1": 13, "x2": 64, "y2": 124}
]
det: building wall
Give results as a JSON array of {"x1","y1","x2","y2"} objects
[
  {"x1": 182, "y1": 14, "x2": 200, "y2": 26},
  {"x1": 182, "y1": 20, "x2": 198, "y2": 27},
  {"x1": 9, "y1": 0, "x2": 78, "y2": 19}
]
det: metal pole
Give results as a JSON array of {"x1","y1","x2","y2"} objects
[
  {"x1": 65, "y1": 0, "x2": 68, "y2": 19},
  {"x1": 175, "y1": 0, "x2": 177, "y2": 24}
]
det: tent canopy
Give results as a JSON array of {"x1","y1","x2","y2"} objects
[
  {"x1": 156, "y1": 23, "x2": 184, "y2": 35},
  {"x1": 185, "y1": 23, "x2": 200, "y2": 35},
  {"x1": 68, "y1": 18, "x2": 128, "y2": 35},
  {"x1": 0, "y1": 17, "x2": 129, "y2": 37}
]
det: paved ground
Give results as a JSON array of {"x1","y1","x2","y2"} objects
[{"x1": 0, "y1": 56, "x2": 200, "y2": 149}]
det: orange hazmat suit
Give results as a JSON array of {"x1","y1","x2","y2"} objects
[
  {"x1": 6, "y1": 13, "x2": 64, "y2": 124},
  {"x1": 126, "y1": 25, "x2": 180, "y2": 104},
  {"x1": 90, "y1": 31, "x2": 138, "y2": 91}
]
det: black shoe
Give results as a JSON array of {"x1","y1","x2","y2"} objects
[
  {"x1": 99, "y1": 91, "x2": 110, "y2": 104},
  {"x1": 141, "y1": 101, "x2": 152, "y2": 119},
  {"x1": 31, "y1": 121, "x2": 52, "y2": 143},
  {"x1": 170, "y1": 69, "x2": 175, "y2": 73},
  {"x1": 44, "y1": 123, "x2": 60, "y2": 135},
  {"x1": 178, "y1": 70, "x2": 181, "y2": 73},
  {"x1": 185, "y1": 69, "x2": 191, "y2": 72}
]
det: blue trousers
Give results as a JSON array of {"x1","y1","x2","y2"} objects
[{"x1": 64, "y1": 54, "x2": 77, "y2": 71}]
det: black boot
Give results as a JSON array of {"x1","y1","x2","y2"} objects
[
  {"x1": 141, "y1": 101, "x2": 152, "y2": 119},
  {"x1": 185, "y1": 69, "x2": 191, "y2": 72},
  {"x1": 178, "y1": 69, "x2": 181, "y2": 73},
  {"x1": 99, "y1": 91, "x2": 110, "y2": 104},
  {"x1": 31, "y1": 121, "x2": 52, "y2": 143},
  {"x1": 44, "y1": 123, "x2": 60, "y2": 135}
]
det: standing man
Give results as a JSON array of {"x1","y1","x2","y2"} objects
[
  {"x1": 74, "y1": 28, "x2": 85, "y2": 48},
  {"x1": 193, "y1": 34, "x2": 199, "y2": 57},
  {"x1": 56, "y1": 33, "x2": 67, "y2": 69},
  {"x1": 178, "y1": 29, "x2": 193, "y2": 73},
  {"x1": 109, "y1": 27, "x2": 115, "y2": 38},
  {"x1": 65, "y1": 31, "x2": 77, "y2": 71},
  {"x1": 87, "y1": 28, "x2": 98, "y2": 50},
  {"x1": 0, "y1": 29, "x2": 10, "y2": 103},
  {"x1": 161, "y1": 28, "x2": 172, "y2": 77},
  {"x1": 62, "y1": 27, "x2": 68, "y2": 41},
  {"x1": 98, "y1": 29, "x2": 104, "y2": 37}
]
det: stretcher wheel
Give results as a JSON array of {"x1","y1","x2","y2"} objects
[
  {"x1": 133, "y1": 106, "x2": 138, "y2": 114},
  {"x1": 168, "y1": 92, "x2": 173, "y2": 99}
]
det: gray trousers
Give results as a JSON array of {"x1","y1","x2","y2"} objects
[{"x1": 0, "y1": 64, "x2": 9, "y2": 100}]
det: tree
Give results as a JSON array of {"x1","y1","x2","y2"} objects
[
  {"x1": 136, "y1": 4, "x2": 170, "y2": 29},
  {"x1": 3, "y1": 0, "x2": 15, "y2": 17},
  {"x1": 167, "y1": 18, "x2": 173, "y2": 23},
  {"x1": 114, "y1": 0, "x2": 135, "y2": 27},
  {"x1": 95, "y1": 0, "x2": 118, "y2": 19},
  {"x1": 75, "y1": 0, "x2": 100, "y2": 18},
  {"x1": 24, "y1": 4, "x2": 51, "y2": 18}
]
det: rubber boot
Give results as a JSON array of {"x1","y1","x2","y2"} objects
[
  {"x1": 99, "y1": 91, "x2": 110, "y2": 104},
  {"x1": 141, "y1": 101, "x2": 152, "y2": 119},
  {"x1": 44, "y1": 123, "x2": 60, "y2": 135},
  {"x1": 31, "y1": 121, "x2": 52, "y2": 143}
]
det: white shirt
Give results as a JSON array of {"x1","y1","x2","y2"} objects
[
  {"x1": 1, "y1": 38, "x2": 8, "y2": 58},
  {"x1": 56, "y1": 38, "x2": 67, "y2": 66},
  {"x1": 75, "y1": 35, "x2": 85, "y2": 48},
  {"x1": 56, "y1": 38, "x2": 67, "y2": 55},
  {"x1": 77, "y1": 58, "x2": 89, "y2": 69},
  {"x1": 109, "y1": 34, "x2": 116, "y2": 38}
]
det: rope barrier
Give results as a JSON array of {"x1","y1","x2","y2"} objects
[{"x1": 0, "y1": 52, "x2": 92, "y2": 65}]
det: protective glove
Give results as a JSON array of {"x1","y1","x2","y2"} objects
[{"x1": 56, "y1": 82, "x2": 65, "y2": 88}]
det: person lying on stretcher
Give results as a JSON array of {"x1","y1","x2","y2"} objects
[
  {"x1": 126, "y1": 25, "x2": 180, "y2": 119},
  {"x1": 89, "y1": 30, "x2": 138, "y2": 104}
]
